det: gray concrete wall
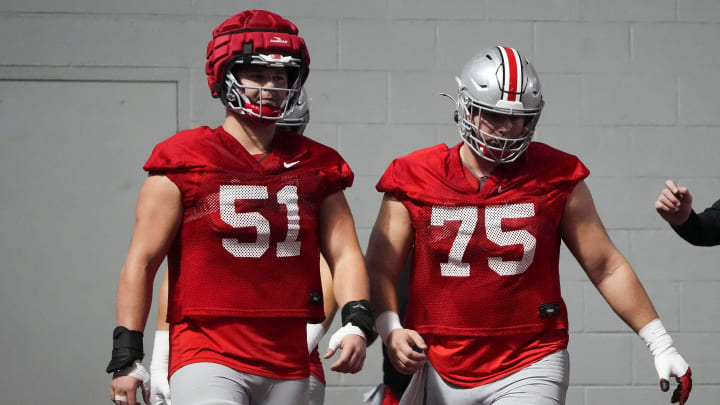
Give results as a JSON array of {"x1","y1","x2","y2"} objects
[{"x1": 0, "y1": 1, "x2": 718, "y2": 404}]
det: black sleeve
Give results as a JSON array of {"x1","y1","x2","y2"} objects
[{"x1": 671, "y1": 199, "x2": 720, "y2": 246}]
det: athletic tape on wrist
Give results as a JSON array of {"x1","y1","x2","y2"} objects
[
  {"x1": 375, "y1": 311, "x2": 402, "y2": 344},
  {"x1": 639, "y1": 318, "x2": 674, "y2": 357}
]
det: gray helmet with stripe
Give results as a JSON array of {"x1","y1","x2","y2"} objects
[
  {"x1": 276, "y1": 87, "x2": 309, "y2": 134},
  {"x1": 455, "y1": 46, "x2": 543, "y2": 164}
]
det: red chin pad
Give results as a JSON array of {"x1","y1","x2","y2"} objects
[{"x1": 244, "y1": 102, "x2": 282, "y2": 119}]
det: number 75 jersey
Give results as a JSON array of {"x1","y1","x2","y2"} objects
[
  {"x1": 377, "y1": 142, "x2": 589, "y2": 337},
  {"x1": 144, "y1": 126, "x2": 353, "y2": 323}
]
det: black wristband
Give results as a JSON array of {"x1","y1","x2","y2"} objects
[
  {"x1": 341, "y1": 300, "x2": 375, "y2": 342},
  {"x1": 105, "y1": 326, "x2": 144, "y2": 373}
]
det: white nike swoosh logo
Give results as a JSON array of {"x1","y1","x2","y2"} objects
[
  {"x1": 283, "y1": 160, "x2": 301, "y2": 168},
  {"x1": 498, "y1": 182, "x2": 518, "y2": 193}
]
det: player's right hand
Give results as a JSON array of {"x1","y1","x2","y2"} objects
[
  {"x1": 111, "y1": 361, "x2": 151, "y2": 405},
  {"x1": 655, "y1": 180, "x2": 693, "y2": 225},
  {"x1": 386, "y1": 328, "x2": 427, "y2": 375}
]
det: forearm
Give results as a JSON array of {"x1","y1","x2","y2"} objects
[
  {"x1": 320, "y1": 256, "x2": 338, "y2": 331},
  {"x1": 332, "y1": 249, "x2": 370, "y2": 307},
  {"x1": 368, "y1": 258, "x2": 401, "y2": 315},
  {"x1": 593, "y1": 260, "x2": 658, "y2": 333},
  {"x1": 117, "y1": 259, "x2": 162, "y2": 332},
  {"x1": 319, "y1": 191, "x2": 370, "y2": 307},
  {"x1": 155, "y1": 270, "x2": 170, "y2": 331},
  {"x1": 366, "y1": 194, "x2": 413, "y2": 316}
]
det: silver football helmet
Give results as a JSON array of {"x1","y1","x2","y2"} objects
[
  {"x1": 276, "y1": 87, "x2": 309, "y2": 134},
  {"x1": 454, "y1": 46, "x2": 543, "y2": 164}
]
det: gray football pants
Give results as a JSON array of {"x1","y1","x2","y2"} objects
[
  {"x1": 170, "y1": 362, "x2": 310, "y2": 405},
  {"x1": 309, "y1": 375, "x2": 325, "y2": 405},
  {"x1": 401, "y1": 349, "x2": 570, "y2": 405}
]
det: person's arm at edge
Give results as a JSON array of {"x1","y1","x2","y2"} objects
[
  {"x1": 111, "y1": 175, "x2": 182, "y2": 405},
  {"x1": 672, "y1": 199, "x2": 720, "y2": 246},
  {"x1": 563, "y1": 181, "x2": 691, "y2": 403},
  {"x1": 366, "y1": 193, "x2": 426, "y2": 375}
]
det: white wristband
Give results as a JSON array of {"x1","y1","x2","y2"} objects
[
  {"x1": 375, "y1": 311, "x2": 402, "y2": 344},
  {"x1": 638, "y1": 318, "x2": 673, "y2": 357}
]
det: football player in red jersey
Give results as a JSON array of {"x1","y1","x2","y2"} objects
[
  {"x1": 106, "y1": 10, "x2": 373, "y2": 405},
  {"x1": 367, "y1": 46, "x2": 692, "y2": 405},
  {"x1": 145, "y1": 88, "x2": 337, "y2": 405}
]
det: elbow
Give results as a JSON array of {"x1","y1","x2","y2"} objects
[{"x1": 584, "y1": 251, "x2": 628, "y2": 288}]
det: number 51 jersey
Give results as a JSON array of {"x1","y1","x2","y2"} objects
[
  {"x1": 377, "y1": 142, "x2": 589, "y2": 336},
  {"x1": 144, "y1": 126, "x2": 353, "y2": 323}
]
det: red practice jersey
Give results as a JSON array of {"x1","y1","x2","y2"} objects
[
  {"x1": 377, "y1": 142, "x2": 588, "y2": 337},
  {"x1": 145, "y1": 126, "x2": 353, "y2": 324}
]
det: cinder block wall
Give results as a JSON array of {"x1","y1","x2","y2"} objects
[{"x1": 1, "y1": 1, "x2": 718, "y2": 404}]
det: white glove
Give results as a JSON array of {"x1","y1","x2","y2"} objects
[
  {"x1": 306, "y1": 323, "x2": 326, "y2": 353},
  {"x1": 639, "y1": 319, "x2": 692, "y2": 404},
  {"x1": 327, "y1": 323, "x2": 365, "y2": 352},
  {"x1": 149, "y1": 330, "x2": 171, "y2": 405}
]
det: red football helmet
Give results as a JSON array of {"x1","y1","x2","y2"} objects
[{"x1": 205, "y1": 10, "x2": 310, "y2": 120}]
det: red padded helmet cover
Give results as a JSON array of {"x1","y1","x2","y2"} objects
[{"x1": 205, "y1": 10, "x2": 310, "y2": 98}]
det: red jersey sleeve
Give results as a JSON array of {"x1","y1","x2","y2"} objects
[
  {"x1": 143, "y1": 127, "x2": 211, "y2": 209},
  {"x1": 526, "y1": 142, "x2": 590, "y2": 194},
  {"x1": 320, "y1": 152, "x2": 354, "y2": 197},
  {"x1": 376, "y1": 144, "x2": 448, "y2": 201}
]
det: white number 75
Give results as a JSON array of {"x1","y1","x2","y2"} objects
[{"x1": 430, "y1": 203, "x2": 536, "y2": 277}]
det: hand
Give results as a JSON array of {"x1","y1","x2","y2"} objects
[
  {"x1": 655, "y1": 180, "x2": 693, "y2": 225},
  {"x1": 655, "y1": 350, "x2": 692, "y2": 404},
  {"x1": 149, "y1": 367, "x2": 171, "y2": 405},
  {"x1": 324, "y1": 323, "x2": 367, "y2": 373},
  {"x1": 386, "y1": 328, "x2": 427, "y2": 375},
  {"x1": 640, "y1": 319, "x2": 692, "y2": 404},
  {"x1": 111, "y1": 361, "x2": 151, "y2": 405}
]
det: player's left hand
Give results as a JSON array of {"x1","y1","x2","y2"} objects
[
  {"x1": 655, "y1": 351, "x2": 692, "y2": 404},
  {"x1": 324, "y1": 323, "x2": 367, "y2": 373}
]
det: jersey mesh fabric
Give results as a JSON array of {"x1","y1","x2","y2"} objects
[
  {"x1": 168, "y1": 317, "x2": 309, "y2": 380},
  {"x1": 144, "y1": 126, "x2": 353, "y2": 324},
  {"x1": 376, "y1": 142, "x2": 588, "y2": 337},
  {"x1": 426, "y1": 330, "x2": 569, "y2": 387}
]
